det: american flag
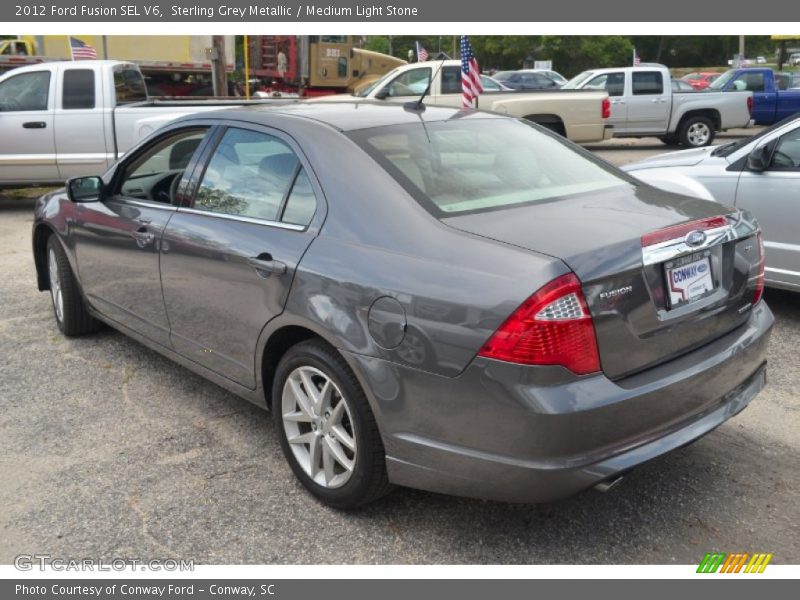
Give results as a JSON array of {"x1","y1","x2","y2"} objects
[
  {"x1": 633, "y1": 47, "x2": 641, "y2": 67},
  {"x1": 460, "y1": 35, "x2": 483, "y2": 109},
  {"x1": 416, "y1": 41, "x2": 429, "y2": 62},
  {"x1": 70, "y1": 37, "x2": 97, "y2": 60}
]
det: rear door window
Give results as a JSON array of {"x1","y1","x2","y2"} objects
[
  {"x1": 62, "y1": 69, "x2": 95, "y2": 109},
  {"x1": 632, "y1": 71, "x2": 664, "y2": 95}
]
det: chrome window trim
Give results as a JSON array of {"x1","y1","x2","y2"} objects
[
  {"x1": 176, "y1": 206, "x2": 306, "y2": 231},
  {"x1": 641, "y1": 213, "x2": 758, "y2": 266},
  {"x1": 117, "y1": 198, "x2": 178, "y2": 212}
]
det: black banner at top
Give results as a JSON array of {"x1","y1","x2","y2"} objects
[{"x1": 1, "y1": 0, "x2": 792, "y2": 22}]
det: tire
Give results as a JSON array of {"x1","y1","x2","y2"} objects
[
  {"x1": 273, "y1": 339, "x2": 392, "y2": 509},
  {"x1": 678, "y1": 116, "x2": 716, "y2": 148},
  {"x1": 659, "y1": 134, "x2": 680, "y2": 146},
  {"x1": 46, "y1": 236, "x2": 100, "y2": 336}
]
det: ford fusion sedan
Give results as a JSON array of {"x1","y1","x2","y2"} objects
[
  {"x1": 625, "y1": 114, "x2": 800, "y2": 292},
  {"x1": 33, "y1": 102, "x2": 772, "y2": 508}
]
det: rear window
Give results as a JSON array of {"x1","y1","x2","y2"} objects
[
  {"x1": 632, "y1": 71, "x2": 664, "y2": 95},
  {"x1": 349, "y1": 118, "x2": 629, "y2": 217},
  {"x1": 62, "y1": 69, "x2": 95, "y2": 109}
]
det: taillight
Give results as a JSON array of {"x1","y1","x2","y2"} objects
[
  {"x1": 478, "y1": 273, "x2": 601, "y2": 375},
  {"x1": 602, "y1": 97, "x2": 611, "y2": 119},
  {"x1": 753, "y1": 232, "x2": 765, "y2": 304},
  {"x1": 641, "y1": 215, "x2": 728, "y2": 247},
  {"x1": 747, "y1": 96, "x2": 753, "y2": 115}
]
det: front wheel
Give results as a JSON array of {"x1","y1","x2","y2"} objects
[
  {"x1": 678, "y1": 116, "x2": 716, "y2": 148},
  {"x1": 46, "y1": 236, "x2": 100, "y2": 336},
  {"x1": 273, "y1": 339, "x2": 392, "y2": 509}
]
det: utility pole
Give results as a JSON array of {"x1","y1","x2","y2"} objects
[
  {"x1": 211, "y1": 35, "x2": 228, "y2": 97},
  {"x1": 739, "y1": 35, "x2": 746, "y2": 61}
]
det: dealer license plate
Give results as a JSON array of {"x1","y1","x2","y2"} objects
[{"x1": 665, "y1": 253, "x2": 714, "y2": 307}]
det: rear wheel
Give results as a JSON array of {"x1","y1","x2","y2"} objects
[
  {"x1": 678, "y1": 116, "x2": 715, "y2": 148},
  {"x1": 659, "y1": 134, "x2": 680, "y2": 146},
  {"x1": 273, "y1": 339, "x2": 392, "y2": 509},
  {"x1": 46, "y1": 236, "x2": 100, "y2": 336}
]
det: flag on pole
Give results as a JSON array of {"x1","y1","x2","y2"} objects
[
  {"x1": 460, "y1": 36, "x2": 483, "y2": 109},
  {"x1": 633, "y1": 47, "x2": 641, "y2": 67},
  {"x1": 416, "y1": 41, "x2": 429, "y2": 62},
  {"x1": 70, "y1": 37, "x2": 97, "y2": 60}
]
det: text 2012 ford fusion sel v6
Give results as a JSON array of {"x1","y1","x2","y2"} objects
[{"x1": 32, "y1": 102, "x2": 772, "y2": 508}]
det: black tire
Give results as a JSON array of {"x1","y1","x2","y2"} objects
[
  {"x1": 273, "y1": 339, "x2": 392, "y2": 509},
  {"x1": 46, "y1": 236, "x2": 100, "y2": 336},
  {"x1": 678, "y1": 116, "x2": 716, "y2": 148},
  {"x1": 531, "y1": 119, "x2": 566, "y2": 137},
  {"x1": 659, "y1": 134, "x2": 680, "y2": 146}
]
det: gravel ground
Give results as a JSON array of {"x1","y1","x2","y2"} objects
[{"x1": 1, "y1": 135, "x2": 798, "y2": 565}]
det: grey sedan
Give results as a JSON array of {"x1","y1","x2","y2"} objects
[
  {"x1": 33, "y1": 102, "x2": 772, "y2": 508},
  {"x1": 625, "y1": 115, "x2": 800, "y2": 292}
]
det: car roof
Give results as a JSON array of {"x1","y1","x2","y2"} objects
[{"x1": 178, "y1": 100, "x2": 505, "y2": 132}]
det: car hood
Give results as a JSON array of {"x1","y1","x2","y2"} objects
[{"x1": 623, "y1": 145, "x2": 721, "y2": 171}]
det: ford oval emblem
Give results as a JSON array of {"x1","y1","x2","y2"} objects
[
  {"x1": 697, "y1": 263, "x2": 708, "y2": 273},
  {"x1": 685, "y1": 230, "x2": 707, "y2": 247}
]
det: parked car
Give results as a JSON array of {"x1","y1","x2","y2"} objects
[
  {"x1": 681, "y1": 72, "x2": 720, "y2": 90},
  {"x1": 564, "y1": 65, "x2": 752, "y2": 147},
  {"x1": 321, "y1": 60, "x2": 614, "y2": 143},
  {"x1": 708, "y1": 68, "x2": 800, "y2": 125},
  {"x1": 0, "y1": 60, "x2": 259, "y2": 187},
  {"x1": 33, "y1": 102, "x2": 771, "y2": 508},
  {"x1": 480, "y1": 74, "x2": 511, "y2": 92},
  {"x1": 672, "y1": 79, "x2": 696, "y2": 92},
  {"x1": 756, "y1": 56, "x2": 768, "y2": 64},
  {"x1": 625, "y1": 114, "x2": 800, "y2": 291},
  {"x1": 492, "y1": 69, "x2": 561, "y2": 90},
  {"x1": 789, "y1": 53, "x2": 800, "y2": 66}
]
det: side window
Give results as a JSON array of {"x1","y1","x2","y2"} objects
[
  {"x1": 194, "y1": 128, "x2": 299, "y2": 221},
  {"x1": 113, "y1": 67, "x2": 147, "y2": 105},
  {"x1": 0, "y1": 71, "x2": 50, "y2": 111},
  {"x1": 441, "y1": 66, "x2": 462, "y2": 94},
  {"x1": 119, "y1": 129, "x2": 207, "y2": 202},
  {"x1": 337, "y1": 57, "x2": 347, "y2": 78},
  {"x1": 384, "y1": 67, "x2": 431, "y2": 97},
  {"x1": 586, "y1": 72, "x2": 624, "y2": 96},
  {"x1": 770, "y1": 129, "x2": 800, "y2": 171},
  {"x1": 62, "y1": 69, "x2": 95, "y2": 109},
  {"x1": 732, "y1": 73, "x2": 765, "y2": 92},
  {"x1": 632, "y1": 72, "x2": 664, "y2": 95},
  {"x1": 281, "y1": 168, "x2": 317, "y2": 226}
]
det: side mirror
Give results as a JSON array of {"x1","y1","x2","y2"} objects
[
  {"x1": 374, "y1": 87, "x2": 390, "y2": 100},
  {"x1": 66, "y1": 176, "x2": 104, "y2": 203},
  {"x1": 746, "y1": 145, "x2": 771, "y2": 172}
]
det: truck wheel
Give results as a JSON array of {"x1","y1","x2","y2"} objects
[
  {"x1": 273, "y1": 339, "x2": 393, "y2": 509},
  {"x1": 678, "y1": 116, "x2": 716, "y2": 148},
  {"x1": 46, "y1": 236, "x2": 100, "y2": 336},
  {"x1": 659, "y1": 135, "x2": 680, "y2": 146}
]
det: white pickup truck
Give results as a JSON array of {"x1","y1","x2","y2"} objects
[
  {"x1": 563, "y1": 65, "x2": 753, "y2": 147},
  {"x1": 0, "y1": 60, "x2": 247, "y2": 187},
  {"x1": 313, "y1": 60, "x2": 614, "y2": 144}
]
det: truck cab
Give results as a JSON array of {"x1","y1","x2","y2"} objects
[{"x1": 708, "y1": 67, "x2": 800, "y2": 125}]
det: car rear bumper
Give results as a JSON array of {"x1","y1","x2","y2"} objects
[{"x1": 346, "y1": 300, "x2": 773, "y2": 503}]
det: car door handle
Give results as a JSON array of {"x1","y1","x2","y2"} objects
[
  {"x1": 134, "y1": 216, "x2": 152, "y2": 225},
  {"x1": 23, "y1": 121, "x2": 47, "y2": 129},
  {"x1": 650, "y1": 98, "x2": 667, "y2": 103},
  {"x1": 248, "y1": 253, "x2": 287, "y2": 276},
  {"x1": 131, "y1": 227, "x2": 155, "y2": 246},
  {"x1": 611, "y1": 99, "x2": 625, "y2": 104}
]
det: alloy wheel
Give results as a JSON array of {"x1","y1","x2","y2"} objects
[
  {"x1": 686, "y1": 122, "x2": 711, "y2": 146},
  {"x1": 48, "y1": 248, "x2": 63, "y2": 323},
  {"x1": 281, "y1": 366, "x2": 357, "y2": 489}
]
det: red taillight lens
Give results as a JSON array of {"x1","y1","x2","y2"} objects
[
  {"x1": 602, "y1": 97, "x2": 611, "y2": 119},
  {"x1": 641, "y1": 215, "x2": 728, "y2": 247},
  {"x1": 478, "y1": 273, "x2": 601, "y2": 375},
  {"x1": 753, "y1": 232, "x2": 765, "y2": 305},
  {"x1": 747, "y1": 96, "x2": 753, "y2": 115}
]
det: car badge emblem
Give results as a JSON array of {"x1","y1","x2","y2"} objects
[{"x1": 685, "y1": 230, "x2": 707, "y2": 247}]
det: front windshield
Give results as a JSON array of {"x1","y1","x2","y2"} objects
[
  {"x1": 712, "y1": 114, "x2": 800, "y2": 157},
  {"x1": 349, "y1": 118, "x2": 630, "y2": 217},
  {"x1": 562, "y1": 71, "x2": 596, "y2": 89},
  {"x1": 355, "y1": 67, "x2": 401, "y2": 97},
  {"x1": 707, "y1": 69, "x2": 737, "y2": 90}
]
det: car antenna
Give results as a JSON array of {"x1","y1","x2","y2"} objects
[{"x1": 404, "y1": 58, "x2": 446, "y2": 113}]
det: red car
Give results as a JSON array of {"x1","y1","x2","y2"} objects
[{"x1": 681, "y1": 72, "x2": 720, "y2": 90}]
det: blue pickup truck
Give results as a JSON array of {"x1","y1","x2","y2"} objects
[{"x1": 708, "y1": 68, "x2": 800, "y2": 125}]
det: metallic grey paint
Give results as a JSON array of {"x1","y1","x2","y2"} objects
[{"x1": 32, "y1": 102, "x2": 773, "y2": 503}]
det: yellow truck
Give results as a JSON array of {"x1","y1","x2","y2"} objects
[{"x1": 0, "y1": 36, "x2": 235, "y2": 95}]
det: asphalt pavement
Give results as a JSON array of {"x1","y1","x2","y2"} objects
[{"x1": 1, "y1": 134, "x2": 798, "y2": 565}]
